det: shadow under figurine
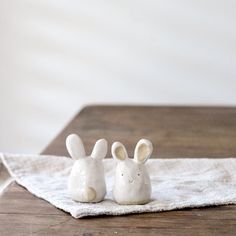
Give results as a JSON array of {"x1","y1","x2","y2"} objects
[
  {"x1": 112, "y1": 139, "x2": 153, "y2": 205},
  {"x1": 66, "y1": 133, "x2": 108, "y2": 203}
]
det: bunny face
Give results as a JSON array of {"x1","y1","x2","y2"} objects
[
  {"x1": 66, "y1": 134, "x2": 108, "y2": 203},
  {"x1": 114, "y1": 158, "x2": 149, "y2": 186},
  {"x1": 112, "y1": 139, "x2": 153, "y2": 205}
]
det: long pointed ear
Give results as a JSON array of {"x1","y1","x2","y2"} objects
[
  {"x1": 91, "y1": 139, "x2": 108, "y2": 160},
  {"x1": 112, "y1": 142, "x2": 128, "y2": 161},
  {"x1": 66, "y1": 134, "x2": 86, "y2": 159},
  {"x1": 134, "y1": 139, "x2": 153, "y2": 164}
]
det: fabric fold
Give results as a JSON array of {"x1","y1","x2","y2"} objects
[{"x1": 0, "y1": 153, "x2": 236, "y2": 218}]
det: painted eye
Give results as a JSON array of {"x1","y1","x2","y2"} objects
[
  {"x1": 121, "y1": 173, "x2": 124, "y2": 176},
  {"x1": 137, "y1": 173, "x2": 140, "y2": 176}
]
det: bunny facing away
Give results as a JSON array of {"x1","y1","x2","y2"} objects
[
  {"x1": 112, "y1": 139, "x2": 153, "y2": 205},
  {"x1": 66, "y1": 134, "x2": 108, "y2": 203}
]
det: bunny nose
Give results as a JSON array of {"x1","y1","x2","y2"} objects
[{"x1": 129, "y1": 179, "x2": 134, "y2": 183}]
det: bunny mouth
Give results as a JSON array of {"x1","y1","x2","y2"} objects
[{"x1": 129, "y1": 180, "x2": 134, "y2": 183}]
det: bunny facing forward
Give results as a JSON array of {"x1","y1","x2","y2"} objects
[
  {"x1": 112, "y1": 139, "x2": 153, "y2": 205},
  {"x1": 66, "y1": 134, "x2": 108, "y2": 203}
]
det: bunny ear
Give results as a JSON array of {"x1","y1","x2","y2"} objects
[
  {"x1": 66, "y1": 134, "x2": 86, "y2": 159},
  {"x1": 112, "y1": 142, "x2": 128, "y2": 161},
  {"x1": 91, "y1": 139, "x2": 108, "y2": 160},
  {"x1": 134, "y1": 139, "x2": 153, "y2": 164}
]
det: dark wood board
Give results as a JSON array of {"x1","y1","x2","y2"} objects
[{"x1": 1, "y1": 106, "x2": 236, "y2": 235}]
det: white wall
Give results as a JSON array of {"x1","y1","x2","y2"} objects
[{"x1": 0, "y1": 0, "x2": 236, "y2": 153}]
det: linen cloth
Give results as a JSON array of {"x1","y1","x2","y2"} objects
[{"x1": 0, "y1": 153, "x2": 236, "y2": 218}]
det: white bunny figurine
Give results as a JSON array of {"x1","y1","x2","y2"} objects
[
  {"x1": 112, "y1": 139, "x2": 153, "y2": 205},
  {"x1": 66, "y1": 133, "x2": 108, "y2": 203}
]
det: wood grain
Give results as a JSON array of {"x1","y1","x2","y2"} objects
[
  {"x1": 43, "y1": 106, "x2": 236, "y2": 158},
  {"x1": 1, "y1": 106, "x2": 236, "y2": 236}
]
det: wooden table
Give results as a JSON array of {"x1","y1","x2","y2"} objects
[{"x1": 1, "y1": 106, "x2": 236, "y2": 235}]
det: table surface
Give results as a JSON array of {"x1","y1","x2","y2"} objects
[{"x1": 1, "y1": 106, "x2": 236, "y2": 236}]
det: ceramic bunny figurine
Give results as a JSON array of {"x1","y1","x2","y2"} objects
[
  {"x1": 112, "y1": 139, "x2": 153, "y2": 205},
  {"x1": 66, "y1": 133, "x2": 108, "y2": 203}
]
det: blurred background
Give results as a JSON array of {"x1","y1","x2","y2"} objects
[{"x1": 0, "y1": 0, "x2": 235, "y2": 153}]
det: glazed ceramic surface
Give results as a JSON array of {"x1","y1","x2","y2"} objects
[
  {"x1": 66, "y1": 134, "x2": 107, "y2": 203},
  {"x1": 112, "y1": 139, "x2": 153, "y2": 205}
]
